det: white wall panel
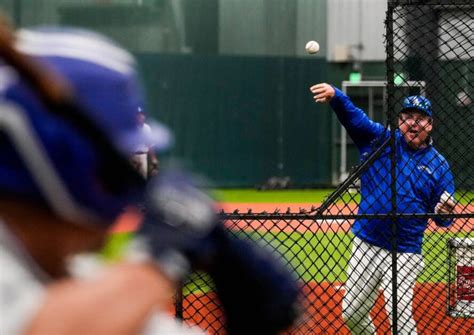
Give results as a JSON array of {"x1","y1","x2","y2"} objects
[{"x1": 327, "y1": 0, "x2": 387, "y2": 61}]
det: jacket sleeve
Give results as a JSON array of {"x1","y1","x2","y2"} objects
[
  {"x1": 433, "y1": 161, "x2": 455, "y2": 227},
  {"x1": 329, "y1": 87, "x2": 386, "y2": 149}
]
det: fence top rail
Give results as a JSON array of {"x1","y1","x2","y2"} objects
[
  {"x1": 341, "y1": 80, "x2": 426, "y2": 88},
  {"x1": 220, "y1": 212, "x2": 474, "y2": 221}
]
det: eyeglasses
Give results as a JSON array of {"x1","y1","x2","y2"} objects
[{"x1": 399, "y1": 114, "x2": 431, "y2": 125}]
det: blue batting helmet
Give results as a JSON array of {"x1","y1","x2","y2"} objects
[
  {"x1": 0, "y1": 27, "x2": 171, "y2": 226},
  {"x1": 400, "y1": 95, "x2": 433, "y2": 117}
]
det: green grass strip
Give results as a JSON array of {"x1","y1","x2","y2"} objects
[
  {"x1": 102, "y1": 224, "x2": 473, "y2": 295},
  {"x1": 180, "y1": 230, "x2": 473, "y2": 296},
  {"x1": 212, "y1": 188, "x2": 472, "y2": 205},
  {"x1": 100, "y1": 232, "x2": 134, "y2": 262},
  {"x1": 211, "y1": 188, "x2": 335, "y2": 203}
]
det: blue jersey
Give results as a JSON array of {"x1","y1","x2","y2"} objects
[{"x1": 330, "y1": 88, "x2": 455, "y2": 254}]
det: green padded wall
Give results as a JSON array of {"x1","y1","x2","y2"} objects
[{"x1": 136, "y1": 54, "x2": 340, "y2": 187}]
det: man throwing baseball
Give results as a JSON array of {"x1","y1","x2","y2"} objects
[{"x1": 311, "y1": 83, "x2": 455, "y2": 334}]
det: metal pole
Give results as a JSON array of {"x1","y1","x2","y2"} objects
[
  {"x1": 277, "y1": 57, "x2": 285, "y2": 177},
  {"x1": 175, "y1": 285, "x2": 184, "y2": 320},
  {"x1": 368, "y1": 87, "x2": 374, "y2": 119},
  {"x1": 340, "y1": 85, "x2": 348, "y2": 182},
  {"x1": 386, "y1": 2, "x2": 398, "y2": 334}
]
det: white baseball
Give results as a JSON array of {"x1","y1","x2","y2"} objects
[
  {"x1": 305, "y1": 40, "x2": 320, "y2": 54},
  {"x1": 440, "y1": 190, "x2": 453, "y2": 203}
]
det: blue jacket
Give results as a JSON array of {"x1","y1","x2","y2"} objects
[{"x1": 330, "y1": 88, "x2": 454, "y2": 254}]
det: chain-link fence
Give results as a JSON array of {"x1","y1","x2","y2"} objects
[{"x1": 179, "y1": 1, "x2": 473, "y2": 334}]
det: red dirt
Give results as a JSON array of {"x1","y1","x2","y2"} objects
[{"x1": 182, "y1": 282, "x2": 474, "y2": 335}]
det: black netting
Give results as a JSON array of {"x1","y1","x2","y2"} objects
[{"x1": 178, "y1": 1, "x2": 473, "y2": 334}]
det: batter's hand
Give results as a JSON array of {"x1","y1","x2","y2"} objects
[{"x1": 310, "y1": 83, "x2": 335, "y2": 103}]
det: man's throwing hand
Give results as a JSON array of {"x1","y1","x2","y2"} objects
[
  {"x1": 435, "y1": 191, "x2": 456, "y2": 214},
  {"x1": 310, "y1": 83, "x2": 335, "y2": 103}
]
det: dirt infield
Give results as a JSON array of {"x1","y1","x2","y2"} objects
[{"x1": 183, "y1": 282, "x2": 474, "y2": 335}]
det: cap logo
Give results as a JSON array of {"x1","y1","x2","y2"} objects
[{"x1": 412, "y1": 97, "x2": 428, "y2": 109}]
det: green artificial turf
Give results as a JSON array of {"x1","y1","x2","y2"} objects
[
  {"x1": 211, "y1": 188, "x2": 336, "y2": 203},
  {"x1": 101, "y1": 232, "x2": 134, "y2": 261},
  {"x1": 211, "y1": 188, "x2": 472, "y2": 205},
  {"x1": 261, "y1": 230, "x2": 473, "y2": 284},
  {"x1": 103, "y1": 229, "x2": 473, "y2": 298}
]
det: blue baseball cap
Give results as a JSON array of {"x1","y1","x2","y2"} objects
[
  {"x1": 0, "y1": 27, "x2": 171, "y2": 225},
  {"x1": 400, "y1": 95, "x2": 433, "y2": 117}
]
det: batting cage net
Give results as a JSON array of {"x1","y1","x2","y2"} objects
[{"x1": 179, "y1": 1, "x2": 473, "y2": 334}]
